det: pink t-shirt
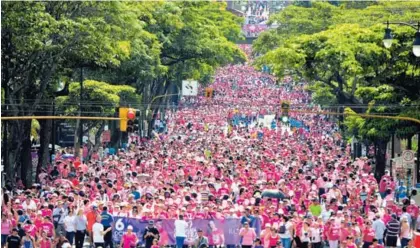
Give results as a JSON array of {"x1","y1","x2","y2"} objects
[
  {"x1": 39, "y1": 222, "x2": 54, "y2": 237},
  {"x1": 41, "y1": 209, "x2": 52, "y2": 218},
  {"x1": 122, "y1": 233, "x2": 137, "y2": 248},
  {"x1": 328, "y1": 225, "x2": 340, "y2": 241},
  {"x1": 1, "y1": 220, "x2": 11, "y2": 235},
  {"x1": 39, "y1": 239, "x2": 51, "y2": 248},
  {"x1": 363, "y1": 228, "x2": 375, "y2": 243},
  {"x1": 239, "y1": 228, "x2": 256, "y2": 246}
]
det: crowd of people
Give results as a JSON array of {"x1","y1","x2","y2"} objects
[
  {"x1": 240, "y1": 0, "x2": 269, "y2": 37},
  {"x1": 2, "y1": 45, "x2": 420, "y2": 248}
]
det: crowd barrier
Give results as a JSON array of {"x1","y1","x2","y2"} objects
[{"x1": 112, "y1": 217, "x2": 262, "y2": 245}]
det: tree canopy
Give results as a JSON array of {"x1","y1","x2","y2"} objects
[
  {"x1": 254, "y1": 1, "x2": 420, "y2": 179},
  {"x1": 1, "y1": 1, "x2": 245, "y2": 186}
]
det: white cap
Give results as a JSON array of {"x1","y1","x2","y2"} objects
[{"x1": 127, "y1": 225, "x2": 133, "y2": 230}]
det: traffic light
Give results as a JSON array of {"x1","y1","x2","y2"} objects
[
  {"x1": 119, "y1": 107, "x2": 128, "y2": 132},
  {"x1": 119, "y1": 107, "x2": 136, "y2": 132},
  {"x1": 127, "y1": 120, "x2": 134, "y2": 132},
  {"x1": 205, "y1": 87, "x2": 213, "y2": 98},
  {"x1": 281, "y1": 101, "x2": 290, "y2": 123},
  {"x1": 131, "y1": 116, "x2": 139, "y2": 133}
]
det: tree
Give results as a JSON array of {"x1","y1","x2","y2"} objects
[
  {"x1": 86, "y1": 1, "x2": 246, "y2": 136},
  {"x1": 1, "y1": 1, "x2": 157, "y2": 186},
  {"x1": 254, "y1": 1, "x2": 420, "y2": 179},
  {"x1": 253, "y1": 2, "x2": 340, "y2": 55},
  {"x1": 2, "y1": 1, "x2": 245, "y2": 186}
]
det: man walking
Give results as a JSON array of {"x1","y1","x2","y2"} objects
[
  {"x1": 372, "y1": 214, "x2": 386, "y2": 245},
  {"x1": 174, "y1": 215, "x2": 188, "y2": 248},
  {"x1": 92, "y1": 216, "x2": 112, "y2": 248},
  {"x1": 53, "y1": 201, "x2": 67, "y2": 235},
  {"x1": 100, "y1": 207, "x2": 114, "y2": 248},
  {"x1": 385, "y1": 214, "x2": 400, "y2": 248}
]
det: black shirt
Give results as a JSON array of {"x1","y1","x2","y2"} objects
[
  {"x1": 142, "y1": 227, "x2": 159, "y2": 248},
  {"x1": 7, "y1": 235, "x2": 21, "y2": 248}
]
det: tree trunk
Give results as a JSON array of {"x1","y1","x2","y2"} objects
[
  {"x1": 4, "y1": 120, "x2": 23, "y2": 186},
  {"x1": 88, "y1": 121, "x2": 105, "y2": 158},
  {"x1": 146, "y1": 79, "x2": 171, "y2": 137},
  {"x1": 110, "y1": 123, "x2": 120, "y2": 150},
  {"x1": 407, "y1": 134, "x2": 413, "y2": 150},
  {"x1": 20, "y1": 119, "x2": 33, "y2": 187},
  {"x1": 36, "y1": 119, "x2": 52, "y2": 182},
  {"x1": 374, "y1": 139, "x2": 388, "y2": 182}
]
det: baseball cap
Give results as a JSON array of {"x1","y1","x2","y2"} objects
[{"x1": 127, "y1": 225, "x2": 133, "y2": 230}]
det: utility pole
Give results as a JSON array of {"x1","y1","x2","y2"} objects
[
  {"x1": 3, "y1": 86, "x2": 8, "y2": 177},
  {"x1": 391, "y1": 133, "x2": 395, "y2": 177},
  {"x1": 417, "y1": 133, "x2": 420, "y2": 184},
  {"x1": 51, "y1": 100, "x2": 55, "y2": 162},
  {"x1": 79, "y1": 66, "x2": 84, "y2": 160}
]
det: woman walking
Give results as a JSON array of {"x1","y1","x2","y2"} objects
[
  {"x1": 74, "y1": 209, "x2": 87, "y2": 248},
  {"x1": 63, "y1": 208, "x2": 76, "y2": 246},
  {"x1": 300, "y1": 222, "x2": 311, "y2": 248},
  {"x1": 400, "y1": 217, "x2": 411, "y2": 248},
  {"x1": 239, "y1": 222, "x2": 256, "y2": 248}
]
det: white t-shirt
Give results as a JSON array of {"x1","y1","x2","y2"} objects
[
  {"x1": 22, "y1": 200, "x2": 37, "y2": 211},
  {"x1": 63, "y1": 215, "x2": 76, "y2": 232},
  {"x1": 174, "y1": 219, "x2": 188, "y2": 237},
  {"x1": 310, "y1": 227, "x2": 322, "y2": 243},
  {"x1": 279, "y1": 222, "x2": 293, "y2": 239},
  {"x1": 92, "y1": 223, "x2": 105, "y2": 243}
]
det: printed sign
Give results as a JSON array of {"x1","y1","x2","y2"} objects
[
  {"x1": 182, "y1": 80, "x2": 198, "y2": 96},
  {"x1": 112, "y1": 218, "x2": 261, "y2": 246},
  {"x1": 402, "y1": 150, "x2": 415, "y2": 163}
]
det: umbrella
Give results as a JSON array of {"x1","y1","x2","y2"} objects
[
  {"x1": 261, "y1": 189, "x2": 285, "y2": 200},
  {"x1": 55, "y1": 179, "x2": 74, "y2": 188}
]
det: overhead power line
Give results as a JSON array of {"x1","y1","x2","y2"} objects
[{"x1": 1, "y1": 109, "x2": 420, "y2": 125}]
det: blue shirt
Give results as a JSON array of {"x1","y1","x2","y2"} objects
[
  {"x1": 100, "y1": 211, "x2": 114, "y2": 227},
  {"x1": 132, "y1": 191, "x2": 141, "y2": 200},
  {"x1": 240, "y1": 215, "x2": 256, "y2": 227}
]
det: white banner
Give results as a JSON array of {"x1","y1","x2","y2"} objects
[{"x1": 263, "y1": 115, "x2": 275, "y2": 128}]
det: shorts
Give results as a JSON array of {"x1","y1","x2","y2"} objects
[
  {"x1": 386, "y1": 236, "x2": 398, "y2": 247},
  {"x1": 1, "y1": 234, "x2": 8, "y2": 245},
  {"x1": 94, "y1": 242, "x2": 104, "y2": 248}
]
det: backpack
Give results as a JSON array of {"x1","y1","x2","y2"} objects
[{"x1": 279, "y1": 224, "x2": 286, "y2": 234}]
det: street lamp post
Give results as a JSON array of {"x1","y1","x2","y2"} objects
[{"x1": 383, "y1": 21, "x2": 420, "y2": 57}]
